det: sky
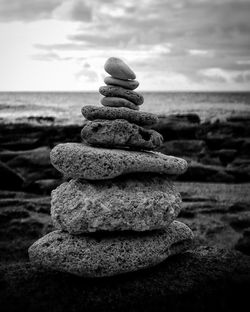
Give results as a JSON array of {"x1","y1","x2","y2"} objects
[{"x1": 0, "y1": 0, "x2": 250, "y2": 91}]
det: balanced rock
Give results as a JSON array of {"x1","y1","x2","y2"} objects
[
  {"x1": 104, "y1": 76, "x2": 139, "y2": 90},
  {"x1": 51, "y1": 175, "x2": 181, "y2": 233},
  {"x1": 50, "y1": 143, "x2": 188, "y2": 180},
  {"x1": 99, "y1": 86, "x2": 144, "y2": 105},
  {"x1": 82, "y1": 105, "x2": 157, "y2": 126},
  {"x1": 81, "y1": 119, "x2": 163, "y2": 150},
  {"x1": 101, "y1": 97, "x2": 139, "y2": 110},
  {"x1": 28, "y1": 221, "x2": 193, "y2": 277},
  {"x1": 104, "y1": 57, "x2": 136, "y2": 80}
]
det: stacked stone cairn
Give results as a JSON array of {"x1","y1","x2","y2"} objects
[{"x1": 29, "y1": 57, "x2": 194, "y2": 278}]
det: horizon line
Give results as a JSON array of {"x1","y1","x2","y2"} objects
[{"x1": 0, "y1": 90, "x2": 250, "y2": 93}]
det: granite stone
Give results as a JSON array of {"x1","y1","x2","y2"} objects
[
  {"x1": 99, "y1": 86, "x2": 144, "y2": 105},
  {"x1": 50, "y1": 143, "x2": 188, "y2": 180},
  {"x1": 28, "y1": 221, "x2": 193, "y2": 277},
  {"x1": 104, "y1": 57, "x2": 136, "y2": 80},
  {"x1": 81, "y1": 119, "x2": 163, "y2": 150},
  {"x1": 51, "y1": 175, "x2": 181, "y2": 233},
  {"x1": 104, "y1": 76, "x2": 139, "y2": 90},
  {"x1": 81, "y1": 105, "x2": 158, "y2": 126}
]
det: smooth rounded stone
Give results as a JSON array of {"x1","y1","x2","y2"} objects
[
  {"x1": 51, "y1": 175, "x2": 181, "y2": 233},
  {"x1": 28, "y1": 221, "x2": 193, "y2": 277},
  {"x1": 50, "y1": 143, "x2": 188, "y2": 180},
  {"x1": 104, "y1": 57, "x2": 136, "y2": 80},
  {"x1": 101, "y1": 97, "x2": 139, "y2": 110},
  {"x1": 81, "y1": 119, "x2": 163, "y2": 150},
  {"x1": 81, "y1": 105, "x2": 157, "y2": 126},
  {"x1": 104, "y1": 76, "x2": 139, "y2": 90},
  {"x1": 99, "y1": 86, "x2": 144, "y2": 105}
]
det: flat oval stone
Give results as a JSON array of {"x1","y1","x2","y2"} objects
[
  {"x1": 50, "y1": 143, "x2": 188, "y2": 180},
  {"x1": 28, "y1": 221, "x2": 193, "y2": 277},
  {"x1": 81, "y1": 105, "x2": 157, "y2": 126},
  {"x1": 51, "y1": 175, "x2": 181, "y2": 233},
  {"x1": 81, "y1": 119, "x2": 163, "y2": 150},
  {"x1": 104, "y1": 57, "x2": 136, "y2": 80},
  {"x1": 99, "y1": 86, "x2": 144, "y2": 105},
  {"x1": 104, "y1": 76, "x2": 139, "y2": 90},
  {"x1": 101, "y1": 97, "x2": 139, "y2": 110}
]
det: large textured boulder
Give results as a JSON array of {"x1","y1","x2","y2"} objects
[
  {"x1": 28, "y1": 221, "x2": 193, "y2": 277},
  {"x1": 81, "y1": 119, "x2": 163, "y2": 150},
  {"x1": 50, "y1": 143, "x2": 188, "y2": 180},
  {"x1": 51, "y1": 175, "x2": 181, "y2": 233}
]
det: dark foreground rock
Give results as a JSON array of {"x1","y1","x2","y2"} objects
[{"x1": 0, "y1": 247, "x2": 250, "y2": 312}]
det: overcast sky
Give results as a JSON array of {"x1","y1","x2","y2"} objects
[{"x1": 0, "y1": 0, "x2": 250, "y2": 91}]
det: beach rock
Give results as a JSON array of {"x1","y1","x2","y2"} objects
[
  {"x1": 0, "y1": 161, "x2": 24, "y2": 190},
  {"x1": 99, "y1": 86, "x2": 144, "y2": 105},
  {"x1": 180, "y1": 161, "x2": 233, "y2": 182},
  {"x1": 213, "y1": 149, "x2": 237, "y2": 165},
  {"x1": 158, "y1": 140, "x2": 206, "y2": 158},
  {"x1": 151, "y1": 114, "x2": 200, "y2": 140},
  {"x1": 82, "y1": 105, "x2": 157, "y2": 126},
  {"x1": 81, "y1": 119, "x2": 163, "y2": 150},
  {"x1": 104, "y1": 76, "x2": 139, "y2": 90},
  {"x1": 101, "y1": 97, "x2": 139, "y2": 110},
  {"x1": 50, "y1": 143, "x2": 188, "y2": 180},
  {"x1": 104, "y1": 57, "x2": 136, "y2": 80},
  {"x1": 235, "y1": 228, "x2": 250, "y2": 255},
  {"x1": 29, "y1": 221, "x2": 193, "y2": 277},
  {"x1": 51, "y1": 175, "x2": 181, "y2": 233},
  {"x1": 5, "y1": 146, "x2": 59, "y2": 182}
]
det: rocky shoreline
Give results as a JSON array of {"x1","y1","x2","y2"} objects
[
  {"x1": 1, "y1": 112, "x2": 250, "y2": 194},
  {"x1": 1, "y1": 112, "x2": 250, "y2": 310}
]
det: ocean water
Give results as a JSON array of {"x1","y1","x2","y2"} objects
[{"x1": 0, "y1": 91, "x2": 250, "y2": 125}]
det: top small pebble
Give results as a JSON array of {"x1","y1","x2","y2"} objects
[{"x1": 104, "y1": 57, "x2": 136, "y2": 80}]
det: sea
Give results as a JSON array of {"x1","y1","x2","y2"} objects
[{"x1": 0, "y1": 91, "x2": 250, "y2": 125}]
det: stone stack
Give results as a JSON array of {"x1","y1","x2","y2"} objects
[{"x1": 29, "y1": 57, "x2": 194, "y2": 278}]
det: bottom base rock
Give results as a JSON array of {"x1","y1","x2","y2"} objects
[{"x1": 28, "y1": 221, "x2": 193, "y2": 277}]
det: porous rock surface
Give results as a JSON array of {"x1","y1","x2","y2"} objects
[
  {"x1": 50, "y1": 143, "x2": 188, "y2": 180},
  {"x1": 51, "y1": 175, "x2": 181, "y2": 233},
  {"x1": 104, "y1": 76, "x2": 139, "y2": 90},
  {"x1": 101, "y1": 97, "x2": 139, "y2": 110},
  {"x1": 82, "y1": 105, "x2": 156, "y2": 126},
  {"x1": 28, "y1": 221, "x2": 193, "y2": 277},
  {"x1": 99, "y1": 86, "x2": 144, "y2": 105},
  {"x1": 104, "y1": 57, "x2": 136, "y2": 80},
  {"x1": 81, "y1": 119, "x2": 163, "y2": 150}
]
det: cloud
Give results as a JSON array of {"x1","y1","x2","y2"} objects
[
  {"x1": 0, "y1": 0, "x2": 92, "y2": 22},
  {"x1": 1, "y1": 0, "x2": 250, "y2": 90},
  {"x1": 0, "y1": 0, "x2": 61, "y2": 22}
]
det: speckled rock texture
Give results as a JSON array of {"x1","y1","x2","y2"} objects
[
  {"x1": 82, "y1": 105, "x2": 157, "y2": 126},
  {"x1": 51, "y1": 175, "x2": 181, "y2": 233},
  {"x1": 50, "y1": 143, "x2": 188, "y2": 180},
  {"x1": 81, "y1": 119, "x2": 163, "y2": 150},
  {"x1": 28, "y1": 221, "x2": 193, "y2": 277},
  {"x1": 104, "y1": 76, "x2": 139, "y2": 90},
  {"x1": 104, "y1": 57, "x2": 136, "y2": 80},
  {"x1": 99, "y1": 86, "x2": 144, "y2": 105},
  {"x1": 101, "y1": 97, "x2": 139, "y2": 110}
]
